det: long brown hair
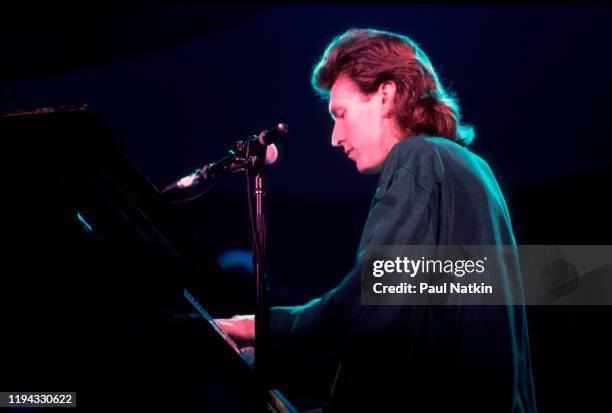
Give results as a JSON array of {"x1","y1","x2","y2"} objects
[{"x1": 312, "y1": 28, "x2": 475, "y2": 146}]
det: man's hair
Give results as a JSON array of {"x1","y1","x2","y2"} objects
[{"x1": 312, "y1": 28, "x2": 475, "y2": 146}]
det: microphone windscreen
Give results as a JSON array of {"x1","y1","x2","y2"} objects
[{"x1": 265, "y1": 144, "x2": 279, "y2": 165}]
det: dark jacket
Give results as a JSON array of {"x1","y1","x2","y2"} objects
[{"x1": 269, "y1": 136, "x2": 537, "y2": 412}]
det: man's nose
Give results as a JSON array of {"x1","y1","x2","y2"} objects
[{"x1": 331, "y1": 124, "x2": 343, "y2": 147}]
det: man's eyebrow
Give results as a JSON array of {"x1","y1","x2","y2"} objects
[{"x1": 329, "y1": 106, "x2": 340, "y2": 117}]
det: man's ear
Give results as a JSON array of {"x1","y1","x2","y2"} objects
[{"x1": 378, "y1": 80, "x2": 397, "y2": 118}]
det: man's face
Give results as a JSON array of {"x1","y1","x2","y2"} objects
[{"x1": 328, "y1": 76, "x2": 389, "y2": 174}]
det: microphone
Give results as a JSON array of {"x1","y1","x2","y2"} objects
[
  {"x1": 258, "y1": 123, "x2": 289, "y2": 146},
  {"x1": 160, "y1": 123, "x2": 287, "y2": 194}
]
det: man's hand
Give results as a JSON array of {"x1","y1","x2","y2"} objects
[{"x1": 215, "y1": 314, "x2": 255, "y2": 346}]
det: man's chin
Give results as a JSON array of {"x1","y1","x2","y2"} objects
[{"x1": 357, "y1": 162, "x2": 382, "y2": 175}]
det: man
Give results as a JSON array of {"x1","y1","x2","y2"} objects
[{"x1": 218, "y1": 28, "x2": 537, "y2": 412}]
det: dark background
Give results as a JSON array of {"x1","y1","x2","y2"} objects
[{"x1": 3, "y1": 3, "x2": 611, "y2": 411}]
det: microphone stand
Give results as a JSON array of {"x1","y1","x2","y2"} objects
[
  {"x1": 163, "y1": 124, "x2": 289, "y2": 411},
  {"x1": 245, "y1": 138, "x2": 271, "y2": 412}
]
